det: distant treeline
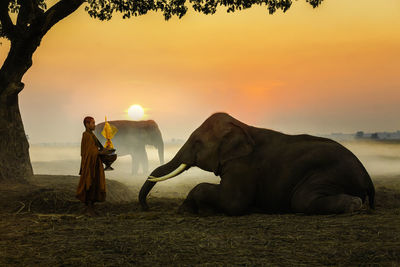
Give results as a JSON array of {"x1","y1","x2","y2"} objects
[
  {"x1": 30, "y1": 142, "x2": 80, "y2": 147},
  {"x1": 319, "y1": 130, "x2": 400, "y2": 142},
  {"x1": 30, "y1": 139, "x2": 186, "y2": 147},
  {"x1": 29, "y1": 131, "x2": 400, "y2": 147}
]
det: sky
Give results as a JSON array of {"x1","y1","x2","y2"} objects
[{"x1": 1, "y1": 0, "x2": 400, "y2": 143}]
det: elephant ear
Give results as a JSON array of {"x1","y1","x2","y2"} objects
[{"x1": 219, "y1": 122, "x2": 255, "y2": 165}]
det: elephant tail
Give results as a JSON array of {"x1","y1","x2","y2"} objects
[{"x1": 366, "y1": 180, "x2": 375, "y2": 209}]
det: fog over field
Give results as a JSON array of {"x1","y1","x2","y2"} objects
[
  {"x1": 29, "y1": 140, "x2": 400, "y2": 198},
  {"x1": 342, "y1": 141, "x2": 400, "y2": 176},
  {"x1": 30, "y1": 143, "x2": 219, "y2": 198}
]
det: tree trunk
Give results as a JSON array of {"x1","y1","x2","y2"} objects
[
  {"x1": 0, "y1": 0, "x2": 84, "y2": 183},
  {"x1": 0, "y1": 84, "x2": 33, "y2": 183},
  {"x1": 0, "y1": 38, "x2": 40, "y2": 183}
]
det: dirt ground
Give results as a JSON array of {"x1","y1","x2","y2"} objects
[{"x1": 0, "y1": 175, "x2": 399, "y2": 266}]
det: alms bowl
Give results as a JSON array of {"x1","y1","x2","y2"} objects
[{"x1": 100, "y1": 149, "x2": 117, "y2": 171}]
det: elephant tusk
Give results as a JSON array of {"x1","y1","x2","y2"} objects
[{"x1": 147, "y1": 164, "x2": 187, "y2": 182}]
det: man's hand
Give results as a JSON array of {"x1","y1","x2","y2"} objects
[{"x1": 99, "y1": 149, "x2": 113, "y2": 155}]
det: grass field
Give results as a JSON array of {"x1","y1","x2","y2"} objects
[
  {"x1": 0, "y1": 141, "x2": 399, "y2": 265},
  {"x1": 0, "y1": 174, "x2": 399, "y2": 266}
]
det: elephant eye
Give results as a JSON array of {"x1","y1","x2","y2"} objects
[
  {"x1": 193, "y1": 140, "x2": 202, "y2": 150},
  {"x1": 192, "y1": 140, "x2": 202, "y2": 160}
]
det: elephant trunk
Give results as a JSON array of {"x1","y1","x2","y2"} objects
[
  {"x1": 139, "y1": 154, "x2": 185, "y2": 211},
  {"x1": 138, "y1": 180, "x2": 156, "y2": 211}
]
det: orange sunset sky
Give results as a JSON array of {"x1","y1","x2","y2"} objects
[{"x1": 1, "y1": 0, "x2": 400, "y2": 143}]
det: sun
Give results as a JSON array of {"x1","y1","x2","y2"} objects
[{"x1": 127, "y1": 104, "x2": 145, "y2": 120}]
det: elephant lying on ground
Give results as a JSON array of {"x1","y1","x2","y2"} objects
[
  {"x1": 95, "y1": 120, "x2": 164, "y2": 175},
  {"x1": 139, "y1": 113, "x2": 375, "y2": 215}
]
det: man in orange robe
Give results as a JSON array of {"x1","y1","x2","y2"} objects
[{"x1": 76, "y1": 116, "x2": 110, "y2": 216}]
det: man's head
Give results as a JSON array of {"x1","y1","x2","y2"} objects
[{"x1": 83, "y1": 116, "x2": 96, "y2": 131}]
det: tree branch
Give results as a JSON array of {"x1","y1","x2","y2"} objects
[
  {"x1": 39, "y1": 0, "x2": 84, "y2": 36},
  {"x1": 16, "y1": 0, "x2": 44, "y2": 29},
  {"x1": 0, "y1": 0, "x2": 16, "y2": 40}
]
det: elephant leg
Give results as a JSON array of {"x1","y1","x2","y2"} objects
[
  {"x1": 291, "y1": 177, "x2": 363, "y2": 214},
  {"x1": 135, "y1": 147, "x2": 148, "y2": 174},
  {"x1": 306, "y1": 194, "x2": 363, "y2": 214},
  {"x1": 141, "y1": 149, "x2": 149, "y2": 174},
  {"x1": 179, "y1": 180, "x2": 252, "y2": 216},
  {"x1": 179, "y1": 183, "x2": 220, "y2": 215},
  {"x1": 130, "y1": 154, "x2": 139, "y2": 175}
]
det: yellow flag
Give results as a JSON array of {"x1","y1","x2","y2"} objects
[{"x1": 101, "y1": 116, "x2": 118, "y2": 149}]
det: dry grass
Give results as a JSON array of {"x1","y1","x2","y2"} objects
[{"x1": 0, "y1": 175, "x2": 399, "y2": 266}]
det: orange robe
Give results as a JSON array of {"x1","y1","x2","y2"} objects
[{"x1": 76, "y1": 131, "x2": 106, "y2": 203}]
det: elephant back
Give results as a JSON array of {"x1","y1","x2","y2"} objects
[{"x1": 95, "y1": 120, "x2": 163, "y2": 155}]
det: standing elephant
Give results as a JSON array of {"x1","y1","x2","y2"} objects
[
  {"x1": 139, "y1": 113, "x2": 375, "y2": 215},
  {"x1": 95, "y1": 120, "x2": 164, "y2": 175}
]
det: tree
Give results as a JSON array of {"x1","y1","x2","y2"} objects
[
  {"x1": 0, "y1": 0, "x2": 324, "y2": 183},
  {"x1": 355, "y1": 131, "x2": 364, "y2": 139},
  {"x1": 371, "y1": 133, "x2": 379, "y2": 140}
]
